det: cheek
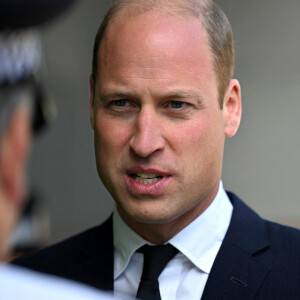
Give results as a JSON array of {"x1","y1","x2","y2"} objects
[
  {"x1": 170, "y1": 117, "x2": 211, "y2": 155},
  {"x1": 172, "y1": 113, "x2": 224, "y2": 174},
  {"x1": 94, "y1": 116, "x2": 131, "y2": 158}
]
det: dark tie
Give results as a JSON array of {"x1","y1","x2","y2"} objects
[{"x1": 136, "y1": 244, "x2": 178, "y2": 300}]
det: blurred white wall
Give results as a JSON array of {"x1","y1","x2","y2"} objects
[{"x1": 29, "y1": 0, "x2": 300, "y2": 243}]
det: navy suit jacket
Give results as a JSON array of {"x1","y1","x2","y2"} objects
[{"x1": 13, "y1": 192, "x2": 300, "y2": 299}]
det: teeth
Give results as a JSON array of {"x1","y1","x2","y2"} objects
[
  {"x1": 135, "y1": 177, "x2": 160, "y2": 184},
  {"x1": 137, "y1": 173, "x2": 158, "y2": 179},
  {"x1": 131, "y1": 173, "x2": 163, "y2": 184}
]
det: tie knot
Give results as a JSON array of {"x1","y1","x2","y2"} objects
[{"x1": 138, "y1": 244, "x2": 178, "y2": 281}]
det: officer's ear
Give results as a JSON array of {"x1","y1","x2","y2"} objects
[
  {"x1": 89, "y1": 74, "x2": 95, "y2": 130},
  {"x1": 223, "y1": 79, "x2": 242, "y2": 137}
]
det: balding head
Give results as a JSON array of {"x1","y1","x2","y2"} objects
[{"x1": 92, "y1": 0, "x2": 234, "y2": 107}]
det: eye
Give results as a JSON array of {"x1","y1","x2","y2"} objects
[
  {"x1": 163, "y1": 100, "x2": 195, "y2": 119},
  {"x1": 170, "y1": 101, "x2": 184, "y2": 109},
  {"x1": 107, "y1": 98, "x2": 137, "y2": 115},
  {"x1": 113, "y1": 99, "x2": 128, "y2": 107}
]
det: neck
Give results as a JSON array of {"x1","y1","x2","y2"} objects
[{"x1": 118, "y1": 184, "x2": 219, "y2": 244}]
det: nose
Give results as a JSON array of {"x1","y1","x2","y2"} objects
[{"x1": 129, "y1": 107, "x2": 165, "y2": 158}]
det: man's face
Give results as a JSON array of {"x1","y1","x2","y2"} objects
[{"x1": 90, "y1": 12, "x2": 240, "y2": 238}]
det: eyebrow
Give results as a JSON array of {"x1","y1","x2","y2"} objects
[
  {"x1": 164, "y1": 89, "x2": 205, "y2": 106},
  {"x1": 99, "y1": 90, "x2": 135, "y2": 100},
  {"x1": 165, "y1": 90, "x2": 202, "y2": 99},
  {"x1": 99, "y1": 88, "x2": 205, "y2": 105}
]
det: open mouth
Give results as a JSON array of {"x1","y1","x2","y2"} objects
[{"x1": 131, "y1": 173, "x2": 163, "y2": 184}]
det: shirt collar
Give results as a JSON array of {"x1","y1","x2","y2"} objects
[
  {"x1": 113, "y1": 181, "x2": 232, "y2": 279},
  {"x1": 113, "y1": 208, "x2": 146, "y2": 279},
  {"x1": 169, "y1": 181, "x2": 232, "y2": 274}
]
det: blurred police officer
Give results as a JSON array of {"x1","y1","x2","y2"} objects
[{"x1": 0, "y1": 1, "x2": 120, "y2": 298}]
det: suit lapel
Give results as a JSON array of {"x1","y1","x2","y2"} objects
[{"x1": 202, "y1": 193, "x2": 271, "y2": 299}]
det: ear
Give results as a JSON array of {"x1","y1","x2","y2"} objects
[
  {"x1": 0, "y1": 107, "x2": 31, "y2": 206},
  {"x1": 89, "y1": 74, "x2": 95, "y2": 130},
  {"x1": 223, "y1": 79, "x2": 242, "y2": 137}
]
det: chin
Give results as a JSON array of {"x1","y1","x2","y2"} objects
[{"x1": 130, "y1": 206, "x2": 184, "y2": 225}]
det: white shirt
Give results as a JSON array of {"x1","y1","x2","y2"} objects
[
  {"x1": 0, "y1": 264, "x2": 121, "y2": 300},
  {"x1": 114, "y1": 181, "x2": 233, "y2": 299}
]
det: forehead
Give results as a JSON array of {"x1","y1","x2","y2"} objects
[{"x1": 98, "y1": 12, "x2": 216, "y2": 91}]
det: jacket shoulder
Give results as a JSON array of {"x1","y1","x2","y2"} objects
[
  {"x1": 228, "y1": 191, "x2": 300, "y2": 251},
  {"x1": 265, "y1": 219, "x2": 300, "y2": 252},
  {"x1": 204, "y1": 192, "x2": 300, "y2": 299}
]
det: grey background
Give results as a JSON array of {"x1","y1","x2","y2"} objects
[{"x1": 28, "y1": 0, "x2": 300, "y2": 244}]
